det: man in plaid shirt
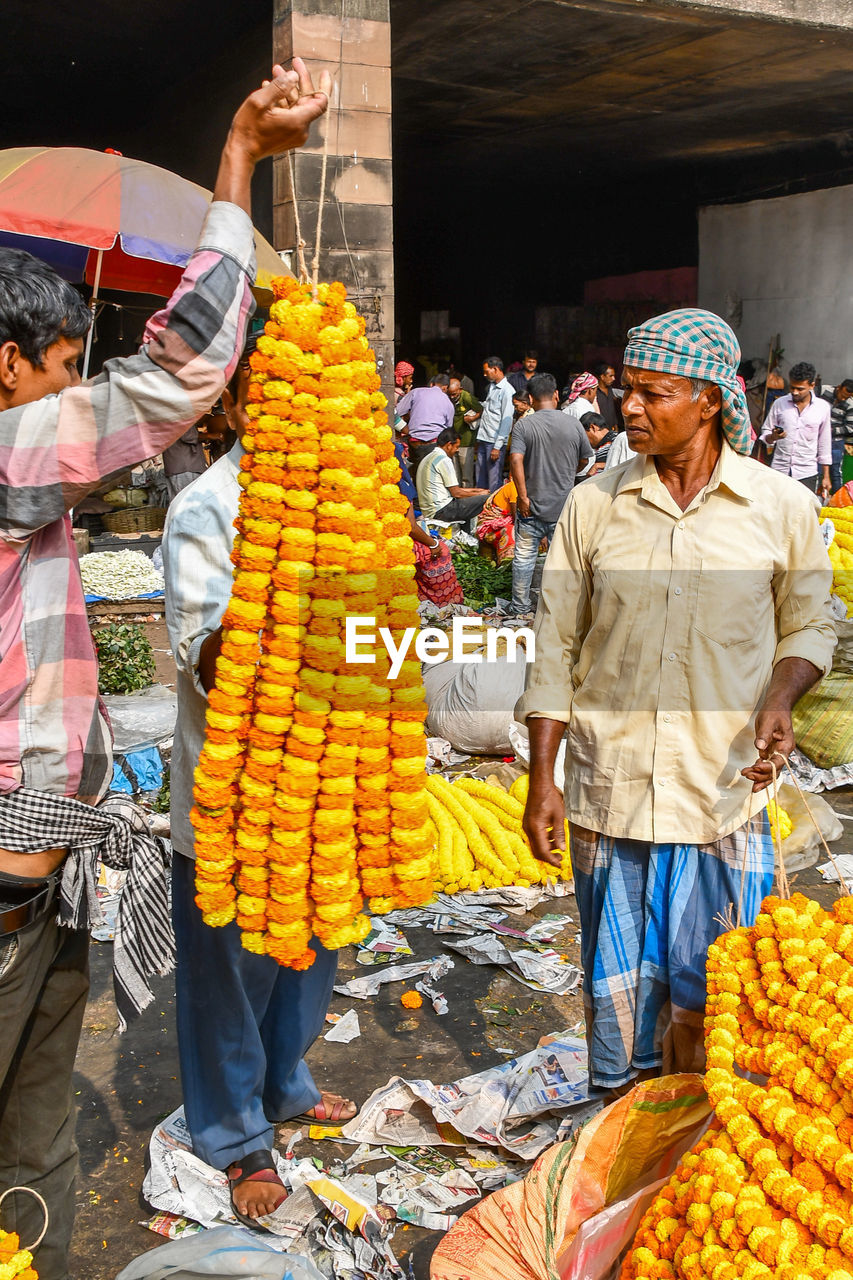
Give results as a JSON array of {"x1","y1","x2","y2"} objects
[{"x1": 0, "y1": 62, "x2": 328, "y2": 1279}]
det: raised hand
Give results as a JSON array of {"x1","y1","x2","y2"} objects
[
  {"x1": 229, "y1": 58, "x2": 331, "y2": 163},
  {"x1": 213, "y1": 58, "x2": 331, "y2": 213}
]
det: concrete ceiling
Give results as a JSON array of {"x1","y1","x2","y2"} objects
[{"x1": 390, "y1": 0, "x2": 853, "y2": 177}]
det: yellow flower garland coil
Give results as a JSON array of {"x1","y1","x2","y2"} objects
[
  {"x1": 822, "y1": 508, "x2": 853, "y2": 618},
  {"x1": 190, "y1": 278, "x2": 434, "y2": 967},
  {"x1": 0, "y1": 1228, "x2": 37, "y2": 1279},
  {"x1": 424, "y1": 775, "x2": 572, "y2": 892},
  {"x1": 622, "y1": 892, "x2": 853, "y2": 1280}
]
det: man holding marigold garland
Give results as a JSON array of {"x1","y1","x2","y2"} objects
[
  {"x1": 517, "y1": 309, "x2": 836, "y2": 1098},
  {"x1": 0, "y1": 61, "x2": 329, "y2": 1277},
  {"x1": 164, "y1": 336, "x2": 358, "y2": 1228}
]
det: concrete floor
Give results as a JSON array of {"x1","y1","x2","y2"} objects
[{"x1": 65, "y1": 619, "x2": 853, "y2": 1276}]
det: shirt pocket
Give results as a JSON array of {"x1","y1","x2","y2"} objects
[{"x1": 693, "y1": 561, "x2": 772, "y2": 649}]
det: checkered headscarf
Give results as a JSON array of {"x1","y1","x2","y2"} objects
[
  {"x1": 568, "y1": 372, "x2": 598, "y2": 402},
  {"x1": 623, "y1": 308, "x2": 752, "y2": 455}
]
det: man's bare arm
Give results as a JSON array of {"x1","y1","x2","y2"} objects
[
  {"x1": 509, "y1": 452, "x2": 530, "y2": 518},
  {"x1": 521, "y1": 717, "x2": 566, "y2": 866}
]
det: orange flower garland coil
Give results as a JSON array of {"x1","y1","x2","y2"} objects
[
  {"x1": 190, "y1": 279, "x2": 434, "y2": 968},
  {"x1": 622, "y1": 892, "x2": 853, "y2": 1280}
]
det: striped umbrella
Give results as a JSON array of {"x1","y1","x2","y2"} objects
[{"x1": 0, "y1": 146, "x2": 290, "y2": 374}]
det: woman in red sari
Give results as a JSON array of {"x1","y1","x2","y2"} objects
[{"x1": 476, "y1": 479, "x2": 517, "y2": 564}]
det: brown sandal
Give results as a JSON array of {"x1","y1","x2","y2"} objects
[
  {"x1": 227, "y1": 1149, "x2": 287, "y2": 1230},
  {"x1": 291, "y1": 1094, "x2": 357, "y2": 1125}
]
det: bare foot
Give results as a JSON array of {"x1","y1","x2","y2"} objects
[
  {"x1": 302, "y1": 1091, "x2": 357, "y2": 1123},
  {"x1": 227, "y1": 1160, "x2": 287, "y2": 1221}
]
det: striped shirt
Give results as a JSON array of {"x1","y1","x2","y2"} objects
[{"x1": 0, "y1": 202, "x2": 256, "y2": 803}]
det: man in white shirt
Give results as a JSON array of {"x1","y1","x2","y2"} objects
[
  {"x1": 562, "y1": 371, "x2": 600, "y2": 420},
  {"x1": 416, "y1": 429, "x2": 489, "y2": 522},
  {"x1": 163, "y1": 339, "x2": 356, "y2": 1229},
  {"x1": 604, "y1": 429, "x2": 636, "y2": 471},
  {"x1": 473, "y1": 357, "x2": 514, "y2": 490},
  {"x1": 759, "y1": 360, "x2": 832, "y2": 497}
]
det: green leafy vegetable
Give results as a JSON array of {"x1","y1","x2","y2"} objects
[
  {"x1": 93, "y1": 623, "x2": 156, "y2": 694},
  {"x1": 451, "y1": 548, "x2": 513, "y2": 608}
]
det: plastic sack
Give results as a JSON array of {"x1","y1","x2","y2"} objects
[
  {"x1": 102, "y1": 684, "x2": 178, "y2": 753},
  {"x1": 793, "y1": 670, "x2": 853, "y2": 769},
  {"x1": 115, "y1": 1226, "x2": 325, "y2": 1280},
  {"x1": 775, "y1": 781, "x2": 843, "y2": 873},
  {"x1": 423, "y1": 654, "x2": 527, "y2": 755},
  {"x1": 430, "y1": 1074, "x2": 710, "y2": 1280}
]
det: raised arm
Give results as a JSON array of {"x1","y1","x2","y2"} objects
[{"x1": 0, "y1": 60, "x2": 329, "y2": 537}]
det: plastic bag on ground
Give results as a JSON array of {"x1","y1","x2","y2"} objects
[
  {"x1": 114, "y1": 1225, "x2": 325, "y2": 1279},
  {"x1": 103, "y1": 684, "x2": 177, "y2": 753},
  {"x1": 424, "y1": 655, "x2": 527, "y2": 755},
  {"x1": 430, "y1": 1074, "x2": 710, "y2": 1280},
  {"x1": 792, "y1": 670, "x2": 853, "y2": 769}
]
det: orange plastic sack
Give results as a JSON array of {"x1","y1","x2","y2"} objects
[{"x1": 430, "y1": 1075, "x2": 710, "y2": 1280}]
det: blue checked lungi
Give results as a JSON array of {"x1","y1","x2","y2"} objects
[{"x1": 572, "y1": 811, "x2": 774, "y2": 1090}]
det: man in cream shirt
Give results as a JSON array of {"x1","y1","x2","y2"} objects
[{"x1": 516, "y1": 309, "x2": 835, "y2": 1094}]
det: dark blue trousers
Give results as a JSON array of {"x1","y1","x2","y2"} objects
[{"x1": 171, "y1": 852, "x2": 338, "y2": 1169}]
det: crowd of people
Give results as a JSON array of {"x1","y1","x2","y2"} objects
[{"x1": 393, "y1": 347, "x2": 853, "y2": 614}]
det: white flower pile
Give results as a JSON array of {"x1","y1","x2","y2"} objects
[{"x1": 79, "y1": 550, "x2": 165, "y2": 600}]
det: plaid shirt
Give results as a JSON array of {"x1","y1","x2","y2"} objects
[{"x1": 0, "y1": 202, "x2": 256, "y2": 803}]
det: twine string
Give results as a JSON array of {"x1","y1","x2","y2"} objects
[
  {"x1": 779, "y1": 752, "x2": 849, "y2": 897},
  {"x1": 736, "y1": 750, "x2": 846, "y2": 928},
  {"x1": 0, "y1": 1186, "x2": 49, "y2": 1252},
  {"x1": 311, "y1": 102, "x2": 332, "y2": 298},
  {"x1": 285, "y1": 151, "x2": 309, "y2": 285}
]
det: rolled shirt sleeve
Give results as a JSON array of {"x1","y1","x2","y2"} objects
[{"x1": 0, "y1": 201, "x2": 256, "y2": 538}]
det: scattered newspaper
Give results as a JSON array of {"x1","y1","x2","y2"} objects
[
  {"x1": 443, "y1": 933, "x2": 581, "y2": 995},
  {"x1": 334, "y1": 955, "x2": 454, "y2": 1000},
  {"x1": 141, "y1": 1108, "x2": 404, "y2": 1278},
  {"x1": 343, "y1": 1033, "x2": 591, "y2": 1160}
]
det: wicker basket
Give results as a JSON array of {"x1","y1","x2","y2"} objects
[{"x1": 102, "y1": 506, "x2": 167, "y2": 534}]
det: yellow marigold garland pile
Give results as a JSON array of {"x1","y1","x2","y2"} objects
[
  {"x1": 622, "y1": 892, "x2": 853, "y2": 1280},
  {"x1": 426, "y1": 775, "x2": 572, "y2": 893},
  {"x1": 823, "y1": 507, "x2": 853, "y2": 617},
  {"x1": 190, "y1": 279, "x2": 433, "y2": 969},
  {"x1": 0, "y1": 1231, "x2": 36, "y2": 1280}
]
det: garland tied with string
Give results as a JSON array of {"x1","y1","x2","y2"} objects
[
  {"x1": 622, "y1": 892, "x2": 853, "y2": 1280},
  {"x1": 190, "y1": 278, "x2": 434, "y2": 969}
]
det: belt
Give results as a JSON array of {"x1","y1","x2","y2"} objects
[{"x1": 0, "y1": 878, "x2": 59, "y2": 937}]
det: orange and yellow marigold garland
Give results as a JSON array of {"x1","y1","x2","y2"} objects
[
  {"x1": 190, "y1": 279, "x2": 434, "y2": 968},
  {"x1": 622, "y1": 892, "x2": 853, "y2": 1280}
]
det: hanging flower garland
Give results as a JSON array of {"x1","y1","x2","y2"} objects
[{"x1": 190, "y1": 279, "x2": 434, "y2": 969}]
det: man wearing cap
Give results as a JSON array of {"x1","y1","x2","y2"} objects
[{"x1": 516, "y1": 309, "x2": 835, "y2": 1094}]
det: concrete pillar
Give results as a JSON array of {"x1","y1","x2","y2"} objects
[{"x1": 272, "y1": 0, "x2": 394, "y2": 401}]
